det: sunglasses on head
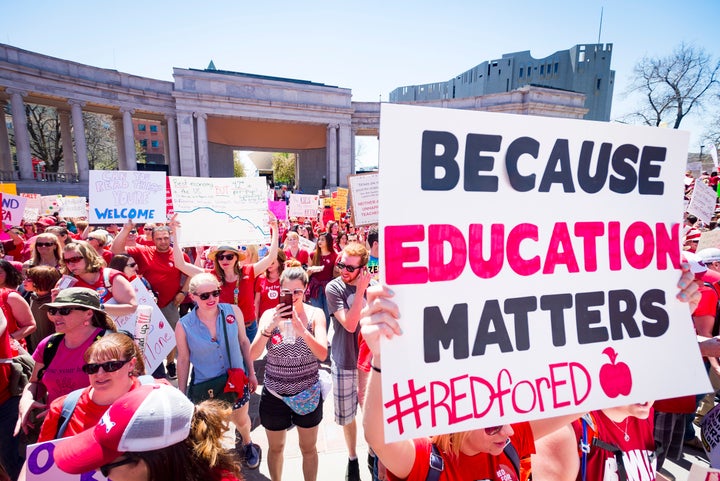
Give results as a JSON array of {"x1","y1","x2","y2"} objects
[
  {"x1": 100, "y1": 456, "x2": 137, "y2": 477},
  {"x1": 216, "y1": 253, "x2": 236, "y2": 261},
  {"x1": 47, "y1": 306, "x2": 87, "y2": 316},
  {"x1": 36, "y1": 242, "x2": 55, "y2": 248},
  {"x1": 280, "y1": 288, "x2": 305, "y2": 296},
  {"x1": 63, "y1": 255, "x2": 84, "y2": 264},
  {"x1": 195, "y1": 289, "x2": 221, "y2": 301},
  {"x1": 336, "y1": 262, "x2": 364, "y2": 273},
  {"x1": 82, "y1": 359, "x2": 131, "y2": 375}
]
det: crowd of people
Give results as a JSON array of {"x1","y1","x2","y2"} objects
[{"x1": 0, "y1": 168, "x2": 719, "y2": 481}]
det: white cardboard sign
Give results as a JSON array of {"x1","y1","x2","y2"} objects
[
  {"x1": 1, "y1": 193, "x2": 27, "y2": 226},
  {"x1": 89, "y1": 170, "x2": 166, "y2": 224},
  {"x1": 25, "y1": 439, "x2": 108, "y2": 481},
  {"x1": 288, "y1": 194, "x2": 320, "y2": 218},
  {"x1": 687, "y1": 179, "x2": 717, "y2": 224},
  {"x1": 378, "y1": 103, "x2": 708, "y2": 441},
  {"x1": 169, "y1": 176, "x2": 270, "y2": 247},
  {"x1": 348, "y1": 172, "x2": 379, "y2": 226},
  {"x1": 59, "y1": 197, "x2": 87, "y2": 218}
]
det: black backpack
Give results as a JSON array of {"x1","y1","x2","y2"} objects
[
  {"x1": 424, "y1": 441, "x2": 520, "y2": 481},
  {"x1": 37, "y1": 330, "x2": 107, "y2": 380}
]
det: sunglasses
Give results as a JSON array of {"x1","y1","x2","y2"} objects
[
  {"x1": 280, "y1": 288, "x2": 305, "y2": 296},
  {"x1": 484, "y1": 425, "x2": 504, "y2": 436},
  {"x1": 82, "y1": 359, "x2": 131, "y2": 375},
  {"x1": 216, "y1": 253, "x2": 236, "y2": 261},
  {"x1": 100, "y1": 456, "x2": 137, "y2": 477},
  {"x1": 195, "y1": 289, "x2": 221, "y2": 301},
  {"x1": 129, "y1": 230, "x2": 137, "y2": 234},
  {"x1": 48, "y1": 306, "x2": 87, "y2": 316},
  {"x1": 126, "y1": 263, "x2": 137, "y2": 268},
  {"x1": 63, "y1": 255, "x2": 84, "y2": 264},
  {"x1": 336, "y1": 262, "x2": 364, "y2": 273},
  {"x1": 36, "y1": 242, "x2": 56, "y2": 248}
]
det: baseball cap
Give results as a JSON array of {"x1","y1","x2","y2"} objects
[
  {"x1": 683, "y1": 251, "x2": 708, "y2": 276},
  {"x1": 698, "y1": 248, "x2": 720, "y2": 263},
  {"x1": 54, "y1": 384, "x2": 194, "y2": 474}
]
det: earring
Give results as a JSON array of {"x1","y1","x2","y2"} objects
[{"x1": 83, "y1": 321, "x2": 90, "y2": 326}]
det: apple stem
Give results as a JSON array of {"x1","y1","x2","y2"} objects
[{"x1": 602, "y1": 346, "x2": 618, "y2": 364}]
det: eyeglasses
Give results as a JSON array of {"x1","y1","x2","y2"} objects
[
  {"x1": 484, "y1": 425, "x2": 505, "y2": 436},
  {"x1": 63, "y1": 255, "x2": 84, "y2": 264},
  {"x1": 82, "y1": 359, "x2": 131, "y2": 375},
  {"x1": 126, "y1": 263, "x2": 137, "y2": 268},
  {"x1": 336, "y1": 262, "x2": 364, "y2": 273},
  {"x1": 216, "y1": 253, "x2": 236, "y2": 261},
  {"x1": 195, "y1": 289, "x2": 221, "y2": 301},
  {"x1": 36, "y1": 242, "x2": 55, "y2": 248},
  {"x1": 280, "y1": 288, "x2": 305, "y2": 296},
  {"x1": 100, "y1": 456, "x2": 137, "y2": 477},
  {"x1": 47, "y1": 306, "x2": 88, "y2": 316}
]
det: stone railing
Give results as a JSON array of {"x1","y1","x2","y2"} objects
[{"x1": 35, "y1": 171, "x2": 80, "y2": 183}]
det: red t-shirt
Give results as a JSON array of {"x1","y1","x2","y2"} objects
[
  {"x1": 101, "y1": 249, "x2": 113, "y2": 266},
  {"x1": 285, "y1": 248, "x2": 309, "y2": 265},
  {"x1": 127, "y1": 246, "x2": 189, "y2": 308},
  {"x1": 694, "y1": 284, "x2": 717, "y2": 318},
  {"x1": 212, "y1": 264, "x2": 256, "y2": 325},
  {"x1": 356, "y1": 332, "x2": 372, "y2": 372},
  {"x1": 571, "y1": 410, "x2": 655, "y2": 481},
  {"x1": 72, "y1": 268, "x2": 123, "y2": 304},
  {"x1": 388, "y1": 422, "x2": 535, "y2": 481},
  {"x1": 255, "y1": 275, "x2": 281, "y2": 319}
]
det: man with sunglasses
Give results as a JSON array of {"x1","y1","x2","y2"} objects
[{"x1": 325, "y1": 242, "x2": 375, "y2": 481}]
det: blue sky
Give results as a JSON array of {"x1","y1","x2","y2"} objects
[{"x1": 2, "y1": 0, "x2": 718, "y2": 166}]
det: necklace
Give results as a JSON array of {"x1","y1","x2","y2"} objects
[{"x1": 610, "y1": 417, "x2": 630, "y2": 442}]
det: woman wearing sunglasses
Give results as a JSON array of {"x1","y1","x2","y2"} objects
[
  {"x1": 35, "y1": 332, "x2": 147, "y2": 442},
  {"x1": 250, "y1": 261, "x2": 328, "y2": 481},
  {"x1": 109, "y1": 253, "x2": 156, "y2": 301},
  {"x1": 175, "y1": 273, "x2": 261, "y2": 469},
  {"x1": 306, "y1": 232, "x2": 337, "y2": 321},
  {"x1": 59, "y1": 242, "x2": 137, "y2": 319},
  {"x1": 22, "y1": 232, "x2": 62, "y2": 273},
  {"x1": 15, "y1": 287, "x2": 117, "y2": 438}
]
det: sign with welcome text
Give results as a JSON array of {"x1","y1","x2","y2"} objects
[
  {"x1": 169, "y1": 176, "x2": 270, "y2": 247},
  {"x1": 89, "y1": 170, "x2": 166, "y2": 224},
  {"x1": 348, "y1": 172, "x2": 378, "y2": 226},
  {"x1": 26, "y1": 438, "x2": 109, "y2": 481},
  {"x1": 378, "y1": 103, "x2": 709, "y2": 442}
]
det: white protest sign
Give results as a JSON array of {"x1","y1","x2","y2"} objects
[
  {"x1": 60, "y1": 197, "x2": 87, "y2": 218},
  {"x1": 348, "y1": 172, "x2": 379, "y2": 226},
  {"x1": 89, "y1": 170, "x2": 166, "y2": 224},
  {"x1": 26, "y1": 439, "x2": 108, "y2": 481},
  {"x1": 697, "y1": 229, "x2": 720, "y2": 252},
  {"x1": 169, "y1": 176, "x2": 270, "y2": 247},
  {"x1": 40, "y1": 195, "x2": 63, "y2": 217},
  {"x1": 378, "y1": 103, "x2": 708, "y2": 442},
  {"x1": 21, "y1": 193, "x2": 41, "y2": 221},
  {"x1": 688, "y1": 463, "x2": 720, "y2": 480},
  {"x1": 288, "y1": 194, "x2": 320, "y2": 218},
  {"x1": 1, "y1": 193, "x2": 27, "y2": 226},
  {"x1": 687, "y1": 179, "x2": 717, "y2": 224},
  {"x1": 298, "y1": 235, "x2": 316, "y2": 254},
  {"x1": 109, "y1": 278, "x2": 175, "y2": 373}
]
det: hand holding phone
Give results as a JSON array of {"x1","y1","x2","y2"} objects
[{"x1": 279, "y1": 292, "x2": 293, "y2": 319}]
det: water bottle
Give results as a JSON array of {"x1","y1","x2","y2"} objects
[
  {"x1": 283, "y1": 319, "x2": 296, "y2": 344},
  {"x1": 134, "y1": 305, "x2": 153, "y2": 354}
]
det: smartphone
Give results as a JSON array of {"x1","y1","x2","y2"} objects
[{"x1": 279, "y1": 292, "x2": 293, "y2": 319}]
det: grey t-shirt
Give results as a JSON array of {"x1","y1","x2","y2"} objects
[{"x1": 326, "y1": 277, "x2": 369, "y2": 370}]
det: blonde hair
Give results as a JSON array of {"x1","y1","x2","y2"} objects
[
  {"x1": 431, "y1": 431, "x2": 471, "y2": 458},
  {"x1": 61, "y1": 241, "x2": 105, "y2": 274},
  {"x1": 189, "y1": 273, "x2": 220, "y2": 293}
]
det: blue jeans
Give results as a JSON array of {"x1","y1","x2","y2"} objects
[{"x1": 0, "y1": 396, "x2": 23, "y2": 481}]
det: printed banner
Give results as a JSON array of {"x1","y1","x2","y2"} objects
[
  {"x1": 26, "y1": 439, "x2": 108, "y2": 481},
  {"x1": 59, "y1": 197, "x2": 87, "y2": 218},
  {"x1": 348, "y1": 172, "x2": 378, "y2": 226},
  {"x1": 1, "y1": 193, "x2": 27, "y2": 226},
  {"x1": 289, "y1": 194, "x2": 320, "y2": 218},
  {"x1": 109, "y1": 278, "x2": 175, "y2": 374},
  {"x1": 89, "y1": 170, "x2": 166, "y2": 224},
  {"x1": 378, "y1": 103, "x2": 707, "y2": 441},
  {"x1": 687, "y1": 179, "x2": 717, "y2": 224},
  {"x1": 169, "y1": 176, "x2": 270, "y2": 247}
]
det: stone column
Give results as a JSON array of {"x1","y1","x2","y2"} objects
[
  {"x1": 194, "y1": 112, "x2": 209, "y2": 177},
  {"x1": 113, "y1": 116, "x2": 127, "y2": 171},
  {"x1": 68, "y1": 99, "x2": 90, "y2": 182},
  {"x1": 176, "y1": 111, "x2": 197, "y2": 176},
  {"x1": 7, "y1": 89, "x2": 33, "y2": 180},
  {"x1": 338, "y1": 123, "x2": 352, "y2": 187},
  {"x1": 350, "y1": 127, "x2": 358, "y2": 179},
  {"x1": 326, "y1": 123, "x2": 338, "y2": 188},
  {"x1": 0, "y1": 96, "x2": 12, "y2": 174},
  {"x1": 120, "y1": 107, "x2": 137, "y2": 170},
  {"x1": 164, "y1": 114, "x2": 180, "y2": 176},
  {"x1": 57, "y1": 109, "x2": 76, "y2": 174}
]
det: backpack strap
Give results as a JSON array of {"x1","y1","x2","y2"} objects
[
  {"x1": 38, "y1": 333, "x2": 65, "y2": 380},
  {"x1": 580, "y1": 412, "x2": 628, "y2": 481},
  {"x1": 426, "y1": 444, "x2": 443, "y2": 481},
  {"x1": 103, "y1": 268, "x2": 112, "y2": 290},
  {"x1": 56, "y1": 388, "x2": 83, "y2": 438},
  {"x1": 580, "y1": 413, "x2": 594, "y2": 481},
  {"x1": 503, "y1": 441, "x2": 521, "y2": 478}
]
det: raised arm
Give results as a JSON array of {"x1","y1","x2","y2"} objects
[
  {"x1": 111, "y1": 221, "x2": 132, "y2": 254},
  {"x1": 168, "y1": 217, "x2": 203, "y2": 277},
  {"x1": 252, "y1": 212, "x2": 279, "y2": 275}
]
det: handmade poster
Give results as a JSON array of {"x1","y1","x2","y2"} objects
[
  {"x1": 1, "y1": 193, "x2": 27, "y2": 225},
  {"x1": 289, "y1": 193, "x2": 320, "y2": 218},
  {"x1": 109, "y1": 278, "x2": 175, "y2": 373},
  {"x1": 378, "y1": 103, "x2": 707, "y2": 441},
  {"x1": 334, "y1": 187, "x2": 348, "y2": 220},
  {"x1": 348, "y1": 172, "x2": 378, "y2": 226},
  {"x1": 60, "y1": 196, "x2": 86, "y2": 218},
  {"x1": 169, "y1": 176, "x2": 270, "y2": 247},
  {"x1": 269, "y1": 200, "x2": 288, "y2": 221},
  {"x1": 298, "y1": 235, "x2": 316, "y2": 254},
  {"x1": 687, "y1": 179, "x2": 717, "y2": 224},
  {"x1": 89, "y1": 170, "x2": 166, "y2": 224},
  {"x1": 40, "y1": 195, "x2": 63, "y2": 217},
  {"x1": 20, "y1": 193, "x2": 41, "y2": 221},
  {"x1": 697, "y1": 229, "x2": 720, "y2": 252},
  {"x1": 688, "y1": 463, "x2": 720, "y2": 480},
  {"x1": 26, "y1": 439, "x2": 108, "y2": 481},
  {"x1": 0, "y1": 183, "x2": 17, "y2": 194}
]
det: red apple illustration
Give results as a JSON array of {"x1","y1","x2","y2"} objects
[{"x1": 598, "y1": 347, "x2": 632, "y2": 398}]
